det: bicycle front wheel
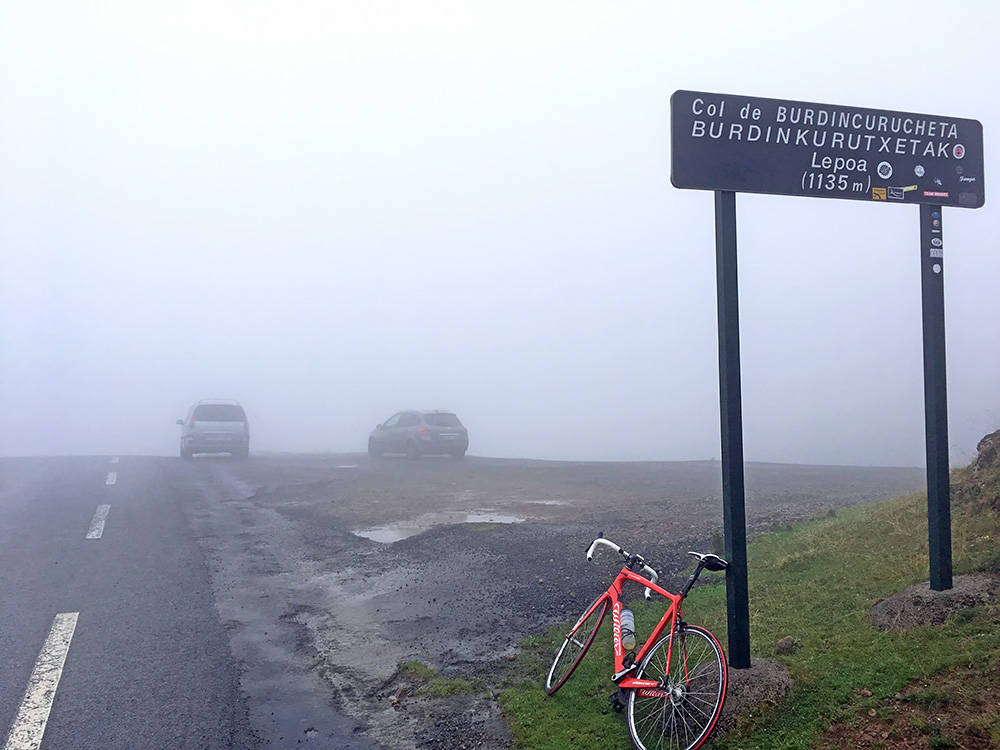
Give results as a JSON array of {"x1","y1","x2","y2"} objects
[
  {"x1": 544, "y1": 595, "x2": 608, "y2": 695},
  {"x1": 626, "y1": 624, "x2": 727, "y2": 750}
]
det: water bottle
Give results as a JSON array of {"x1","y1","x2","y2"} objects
[{"x1": 620, "y1": 608, "x2": 636, "y2": 651}]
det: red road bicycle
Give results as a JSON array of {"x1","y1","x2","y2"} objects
[{"x1": 545, "y1": 535, "x2": 729, "y2": 750}]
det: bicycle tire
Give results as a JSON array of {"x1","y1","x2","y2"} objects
[
  {"x1": 626, "y1": 624, "x2": 727, "y2": 750},
  {"x1": 544, "y1": 595, "x2": 609, "y2": 695}
]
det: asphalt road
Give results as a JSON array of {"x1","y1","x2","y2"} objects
[
  {"x1": 1, "y1": 453, "x2": 926, "y2": 749},
  {"x1": 0, "y1": 456, "x2": 372, "y2": 750}
]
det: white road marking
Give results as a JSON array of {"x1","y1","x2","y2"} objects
[
  {"x1": 335, "y1": 464, "x2": 358, "y2": 469},
  {"x1": 110, "y1": 456, "x2": 119, "y2": 464},
  {"x1": 85, "y1": 505, "x2": 111, "y2": 539},
  {"x1": 105, "y1": 471, "x2": 117, "y2": 485},
  {"x1": 3, "y1": 612, "x2": 79, "y2": 750}
]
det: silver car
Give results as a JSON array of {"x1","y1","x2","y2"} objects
[
  {"x1": 177, "y1": 399, "x2": 250, "y2": 459},
  {"x1": 368, "y1": 410, "x2": 469, "y2": 459}
]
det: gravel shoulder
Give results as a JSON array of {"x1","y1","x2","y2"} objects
[{"x1": 167, "y1": 454, "x2": 925, "y2": 749}]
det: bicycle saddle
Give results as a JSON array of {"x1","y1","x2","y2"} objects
[{"x1": 688, "y1": 552, "x2": 729, "y2": 572}]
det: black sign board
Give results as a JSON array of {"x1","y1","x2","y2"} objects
[{"x1": 671, "y1": 90, "x2": 985, "y2": 208}]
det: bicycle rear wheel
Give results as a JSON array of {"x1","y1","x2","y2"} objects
[
  {"x1": 626, "y1": 624, "x2": 727, "y2": 750},
  {"x1": 544, "y1": 595, "x2": 609, "y2": 695}
]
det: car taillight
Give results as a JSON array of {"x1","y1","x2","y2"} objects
[
  {"x1": 417, "y1": 427, "x2": 430, "y2": 435},
  {"x1": 189, "y1": 416, "x2": 196, "y2": 429},
  {"x1": 244, "y1": 418, "x2": 250, "y2": 431}
]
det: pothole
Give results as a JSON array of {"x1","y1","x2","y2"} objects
[{"x1": 353, "y1": 511, "x2": 526, "y2": 543}]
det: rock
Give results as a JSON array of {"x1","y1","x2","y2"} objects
[
  {"x1": 715, "y1": 658, "x2": 792, "y2": 734},
  {"x1": 869, "y1": 574, "x2": 1000, "y2": 631},
  {"x1": 775, "y1": 636, "x2": 797, "y2": 655},
  {"x1": 974, "y1": 429, "x2": 1000, "y2": 471}
]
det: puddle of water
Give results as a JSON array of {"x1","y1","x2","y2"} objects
[
  {"x1": 353, "y1": 511, "x2": 526, "y2": 543},
  {"x1": 464, "y1": 512, "x2": 524, "y2": 524}
]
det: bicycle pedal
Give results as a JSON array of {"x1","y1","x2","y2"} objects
[{"x1": 607, "y1": 688, "x2": 628, "y2": 713}]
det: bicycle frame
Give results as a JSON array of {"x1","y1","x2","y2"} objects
[{"x1": 592, "y1": 565, "x2": 685, "y2": 693}]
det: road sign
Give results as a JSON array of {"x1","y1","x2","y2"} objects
[{"x1": 671, "y1": 90, "x2": 985, "y2": 208}]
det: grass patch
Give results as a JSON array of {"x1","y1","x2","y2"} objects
[
  {"x1": 400, "y1": 660, "x2": 483, "y2": 698},
  {"x1": 500, "y1": 461, "x2": 1000, "y2": 749}
]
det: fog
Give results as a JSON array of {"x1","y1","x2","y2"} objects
[{"x1": 2, "y1": 1, "x2": 999, "y2": 466}]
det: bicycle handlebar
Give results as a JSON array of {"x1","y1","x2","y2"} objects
[
  {"x1": 586, "y1": 536, "x2": 659, "y2": 601},
  {"x1": 585, "y1": 536, "x2": 620, "y2": 561}
]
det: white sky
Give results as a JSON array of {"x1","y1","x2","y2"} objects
[{"x1": 1, "y1": 0, "x2": 998, "y2": 465}]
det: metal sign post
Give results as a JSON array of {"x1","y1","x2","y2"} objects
[
  {"x1": 920, "y1": 204, "x2": 953, "y2": 591},
  {"x1": 670, "y1": 89, "x2": 984, "y2": 665},
  {"x1": 715, "y1": 190, "x2": 751, "y2": 669}
]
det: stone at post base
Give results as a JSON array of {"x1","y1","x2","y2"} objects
[
  {"x1": 715, "y1": 658, "x2": 792, "y2": 734},
  {"x1": 869, "y1": 574, "x2": 1000, "y2": 631}
]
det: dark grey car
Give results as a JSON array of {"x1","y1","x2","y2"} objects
[
  {"x1": 368, "y1": 410, "x2": 469, "y2": 459},
  {"x1": 177, "y1": 399, "x2": 250, "y2": 459}
]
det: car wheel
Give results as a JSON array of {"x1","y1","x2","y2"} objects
[
  {"x1": 180, "y1": 445, "x2": 192, "y2": 460},
  {"x1": 234, "y1": 446, "x2": 249, "y2": 460},
  {"x1": 451, "y1": 450, "x2": 466, "y2": 459},
  {"x1": 406, "y1": 441, "x2": 420, "y2": 460},
  {"x1": 368, "y1": 439, "x2": 383, "y2": 458}
]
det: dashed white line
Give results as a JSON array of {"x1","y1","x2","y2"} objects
[
  {"x1": 2, "y1": 612, "x2": 79, "y2": 750},
  {"x1": 105, "y1": 471, "x2": 117, "y2": 485},
  {"x1": 85, "y1": 505, "x2": 111, "y2": 540}
]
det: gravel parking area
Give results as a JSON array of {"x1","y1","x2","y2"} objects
[{"x1": 171, "y1": 454, "x2": 924, "y2": 748}]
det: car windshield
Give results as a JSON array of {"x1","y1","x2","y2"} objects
[
  {"x1": 193, "y1": 404, "x2": 246, "y2": 422},
  {"x1": 424, "y1": 413, "x2": 462, "y2": 427}
]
